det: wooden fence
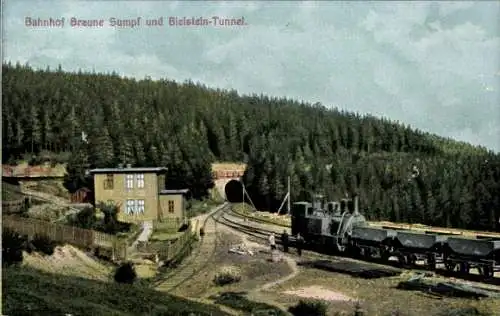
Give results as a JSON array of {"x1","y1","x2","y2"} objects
[
  {"x1": 2, "y1": 216, "x2": 128, "y2": 260},
  {"x1": 137, "y1": 228, "x2": 195, "y2": 261},
  {"x1": 2, "y1": 198, "x2": 25, "y2": 214}
]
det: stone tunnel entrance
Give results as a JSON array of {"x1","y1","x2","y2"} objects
[{"x1": 224, "y1": 179, "x2": 244, "y2": 203}]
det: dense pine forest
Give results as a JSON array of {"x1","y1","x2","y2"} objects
[{"x1": 2, "y1": 62, "x2": 500, "y2": 231}]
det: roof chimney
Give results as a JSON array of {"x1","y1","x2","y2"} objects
[
  {"x1": 126, "y1": 163, "x2": 132, "y2": 168},
  {"x1": 118, "y1": 163, "x2": 123, "y2": 169}
]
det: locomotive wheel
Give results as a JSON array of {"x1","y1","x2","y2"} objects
[
  {"x1": 397, "y1": 255, "x2": 407, "y2": 266},
  {"x1": 349, "y1": 245, "x2": 361, "y2": 258},
  {"x1": 381, "y1": 250, "x2": 390, "y2": 262}
]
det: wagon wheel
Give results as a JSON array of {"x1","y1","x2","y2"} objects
[
  {"x1": 480, "y1": 266, "x2": 494, "y2": 278},
  {"x1": 408, "y1": 254, "x2": 418, "y2": 265},
  {"x1": 425, "y1": 254, "x2": 436, "y2": 270},
  {"x1": 445, "y1": 262, "x2": 457, "y2": 272},
  {"x1": 363, "y1": 248, "x2": 372, "y2": 259},
  {"x1": 459, "y1": 262, "x2": 470, "y2": 275},
  {"x1": 397, "y1": 254, "x2": 407, "y2": 266}
]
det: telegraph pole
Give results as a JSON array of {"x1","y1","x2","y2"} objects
[
  {"x1": 277, "y1": 176, "x2": 292, "y2": 215},
  {"x1": 241, "y1": 181, "x2": 257, "y2": 211},
  {"x1": 242, "y1": 180, "x2": 245, "y2": 204},
  {"x1": 287, "y1": 176, "x2": 291, "y2": 214}
]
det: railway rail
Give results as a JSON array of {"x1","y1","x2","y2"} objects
[
  {"x1": 155, "y1": 204, "x2": 227, "y2": 293},
  {"x1": 217, "y1": 203, "x2": 500, "y2": 285}
]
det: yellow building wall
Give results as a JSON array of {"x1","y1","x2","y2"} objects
[
  {"x1": 158, "y1": 194, "x2": 186, "y2": 230},
  {"x1": 158, "y1": 174, "x2": 166, "y2": 191},
  {"x1": 93, "y1": 172, "x2": 159, "y2": 223}
]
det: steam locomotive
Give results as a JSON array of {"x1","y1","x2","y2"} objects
[{"x1": 290, "y1": 194, "x2": 500, "y2": 279}]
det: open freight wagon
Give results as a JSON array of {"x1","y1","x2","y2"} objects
[
  {"x1": 442, "y1": 237, "x2": 500, "y2": 278},
  {"x1": 349, "y1": 226, "x2": 500, "y2": 278}
]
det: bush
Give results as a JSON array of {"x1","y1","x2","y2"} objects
[
  {"x1": 73, "y1": 206, "x2": 97, "y2": 229},
  {"x1": 30, "y1": 234, "x2": 58, "y2": 256},
  {"x1": 288, "y1": 300, "x2": 328, "y2": 316},
  {"x1": 213, "y1": 265, "x2": 242, "y2": 286},
  {"x1": 114, "y1": 262, "x2": 137, "y2": 284},
  {"x1": 2, "y1": 229, "x2": 27, "y2": 266}
]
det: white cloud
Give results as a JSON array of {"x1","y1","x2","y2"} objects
[
  {"x1": 439, "y1": 2, "x2": 475, "y2": 17},
  {"x1": 3, "y1": 1, "x2": 500, "y2": 152}
]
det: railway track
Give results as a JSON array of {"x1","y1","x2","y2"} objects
[
  {"x1": 154, "y1": 203, "x2": 227, "y2": 293},
  {"x1": 215, "y1": 208, "x2": 296, "y2": 245}
]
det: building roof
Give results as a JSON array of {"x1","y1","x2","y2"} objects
[
  {"x1": 89, "y1": 167, "x2": 168, "y2": 174},
  {"x1": 159, "y1": 189, "x2": 189, "y2": 195},
  {"x1": 74, "y1": 187, "x2": 91, "y2": 192}
]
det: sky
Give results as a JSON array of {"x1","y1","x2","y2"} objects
[{"x1": 3, "y1": 1, "x2": 500, "y2": 152}]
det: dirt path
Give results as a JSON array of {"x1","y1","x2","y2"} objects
[
  {"x1": 216, "y1": 224, "x2": 299, "y2": 291},
  {"x1": 7, "y1": 183, "x2": 82, "y2": 222},
  {"x1": 258, "y1": 255, "x2": 299, "y2": 291}
]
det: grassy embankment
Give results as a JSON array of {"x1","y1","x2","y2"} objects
[
  {"x1": 232, "y1": 203, "x2": 291, "y2": 227},
  {"x1": 3, "y1": 265, "x2": 231, "y2": 316}
]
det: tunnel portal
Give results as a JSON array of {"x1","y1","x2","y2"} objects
[{"x1": 224, "y1": 179, "x2": 244, "y2": 203}]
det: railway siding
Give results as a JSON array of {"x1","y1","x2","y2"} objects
[
  {"x1": 155, "y1": 204, "x2": 227, "y2": 294},
  {"x1": 224, "y1": 210, "x2": 291, "y2": 235}
]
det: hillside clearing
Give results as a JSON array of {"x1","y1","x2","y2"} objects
[{"x1": 3, "y1": 266, "x2": 231, "y2": 316}]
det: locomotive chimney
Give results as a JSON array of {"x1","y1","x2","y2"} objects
[
  {"x1": 354, "y1": 195, "x2": 359, "y2": 215},
  {"x1": 313, "y1": 193, "x2": 324, "y2": 210}
]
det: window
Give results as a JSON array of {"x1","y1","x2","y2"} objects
[
  {"x1": 126, "y1": 174, "x2": 134, "y2": 189},
  {"x1": 104, "y1": 174, "x2": 114, "y2": 190},
  {"x1": 126, "y1": 199, "x2": 144, "y2": 215},
  {"x1": 136, "y1": 199, "x2": 145, "y2": 213},
  {"x1": 136, "y1": 174, "x2": 144, "y2": 188},
  {"x1": 168, "y1": 200, "x2": 175, "y2": 213},
  {"x1": 126, "y1": 199, "x2": 135, "y2": 214}
]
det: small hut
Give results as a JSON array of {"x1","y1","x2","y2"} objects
[{"x1": 70, "y1": 187, "x2": 92, "y2": 203}]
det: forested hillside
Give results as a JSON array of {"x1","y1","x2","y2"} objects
[{"x1": 2, "y1": 62, "x2": 500, "y2": 231}]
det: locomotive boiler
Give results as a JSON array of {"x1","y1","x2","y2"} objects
[{"x1": 291, "y1": 194, "x2": 367, "y2": 252}]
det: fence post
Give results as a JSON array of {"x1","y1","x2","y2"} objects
[{"x1": 123, "y1": 242, "x2": 127, "y2": 260}]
